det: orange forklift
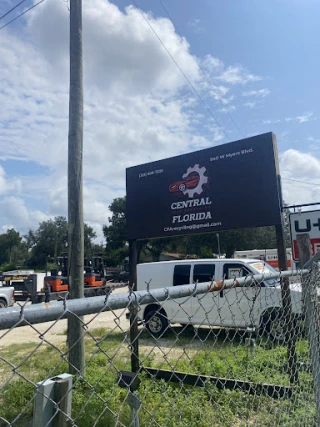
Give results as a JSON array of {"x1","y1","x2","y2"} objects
[{"x1": 44, "y1": 255, "x2": 114, "y2": 297}]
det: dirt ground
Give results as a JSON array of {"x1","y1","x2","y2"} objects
[{"x1": 0, "y1": 287, "x2": 131, "y2": 347}]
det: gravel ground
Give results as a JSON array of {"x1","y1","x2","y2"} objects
[{"x1": 0, "y1": 287, "x2": 131, "y2": 348}]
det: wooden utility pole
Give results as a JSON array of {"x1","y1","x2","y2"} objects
[{"x1": 67, "y1": 0, "x2": 85, "y2": 375}]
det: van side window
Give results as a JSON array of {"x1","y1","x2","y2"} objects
[
  {"x1": 173, "y1": 265, "x2": 191, "y2": 286},
  {"x1": 223, "y1": 263, "x2": 250, "y2": 280},
  {"x1": 193, "y1": 264, "x2": 215, "y2": 283}
]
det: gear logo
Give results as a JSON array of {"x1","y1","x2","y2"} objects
[{"x1": 169, "y1": 164, "x2": 209, "y2": 198}]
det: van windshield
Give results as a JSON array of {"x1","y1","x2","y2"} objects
[{"x1": 248, "y1": 262, "x2": 280, "y2": 287}]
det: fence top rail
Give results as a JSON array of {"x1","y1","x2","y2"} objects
[{"x1": 0, "y1": 269, "x2": 310, "y2": 330}]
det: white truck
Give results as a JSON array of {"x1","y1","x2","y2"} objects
[
  {"x1": 0, "y1": 286, "x2": 15, "y2": 308},
  {"x1": 234, "y1": 249, "x2": 294, "y2": 270},
  {"x1": 137, "y1": 258, "x2": 303, "y2": 341}
]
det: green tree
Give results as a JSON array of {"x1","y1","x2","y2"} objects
[
  {"x1": 84, "y1": 223, "x2": 98, "y2": 257},
  {"x1": 103, "y1": 197, "x2": 127, "y2": 251},
  {"x1": 103, "y1": 195, "x2": 285, "y2": 264},
  {"x1": 102, "y1": 197, "x2": 180, "y2": 264},
  {"x1": 0, "y1": 229, "x2": 28, "y2": 269},
  {"x1": 282, "y1": 205, "x2": 292, "y2": 247},
  {"x1": 103, "y1": 197, "x2": 128, "y2": 266},
  {"x1": 26, "y1": 216, "x2": 97, "y2": 269},
  {"x1": 144, "y1": 238, "x2": 173, "y2": 262}
]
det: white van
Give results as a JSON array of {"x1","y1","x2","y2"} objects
[{"x1": 137, "y1": 259, "x2": 302, "y2": 340}]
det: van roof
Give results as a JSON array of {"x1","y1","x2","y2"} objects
[{"x1": 138, "y1": 258, "x2": 263, "y2": 266}]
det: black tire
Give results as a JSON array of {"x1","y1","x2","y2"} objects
[
  {"x1": 0, "y1": 298, "x2": 7, "y2": 309},
  {"x1": 96, "y1": 288, "x2": 104, "y2": 296},
  {"x1": 87, "y1": 289, "x2": 96, "y2": 297},
  {"x1": 145, "y1": 309, "x2": 168, "y2": 337}
]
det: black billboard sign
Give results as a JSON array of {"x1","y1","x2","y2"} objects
[{"x1": 126, "y1": 132, "x2": 281, "y2": 240}]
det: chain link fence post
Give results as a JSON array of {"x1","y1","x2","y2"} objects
[
  {"x1": 297, "y1": 234, "x2": 320, "y2": 425},
  {"x1": 129, "y1": 240, "x2": 139, "y2": 373}
]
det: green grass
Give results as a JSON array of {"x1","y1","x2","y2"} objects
[{"x1": 0, "y1": 327, "x2": 317, "y2": 427}]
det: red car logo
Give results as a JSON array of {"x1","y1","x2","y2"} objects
[{"x1": 169, "y1": 172, "x2": 200, "y2": 193}]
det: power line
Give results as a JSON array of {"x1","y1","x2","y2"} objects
[
  {"x1": 131, "y1": 0, "x2": 232, "y2": 142},
  {"x1": 0, "y1": 0, "x2": 45, "y2": 31},
  {"x1": 282, "y1": 177, "x2": 320, "y2": 187},
  {"x1": 0, "y1": 0, "x2": 27, "y2": 21},
  {"x1": 159, "y1": 0, "x2": 245, "y2": 139}
]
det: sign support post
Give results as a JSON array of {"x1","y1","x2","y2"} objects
[{"x1": 129, "y1": 240, "x2": 139, "y2": 373}]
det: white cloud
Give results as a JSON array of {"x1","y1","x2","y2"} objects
[
  {"x1": 280, "y1": 149, "x2": 320, "y2": 205},
  {"x1": 218, "y1": 105, "x2": 236, "y2": 113},
  {"x1": 0, "y1": 166, "x2": 21, "y2": 196},
  {"x1": 242, "y1": 88, "x2": 270, "y2": 98},
  {"x1": 0, "y1": 0, "x2": 265, "y2": 240},
  {"x1": 28, "y1": 0, "x2": 202, "y2": 96},
  {"x1": 209, "y1": 85, "x2": 229, "y2": 99},
  {"x1": 281, "y1": 149, "x2": 320, "y2": 178},
  {"x1": 0, "y1": 197, "x2": 49, "y2": 231},
  {"x1": 199, "y1": 55, "x2": 261, "y2": 105},
  {"x1": 200, "y1": 55, "x2": 261, "y2": 86},
  {"x1": 244, "y1": 102, "x2": 256, "y2": 109},
  {"x1": 201, "y1": 55, "x2": 224, "y2": 74},
  {"x1": 308, "y1": 144, "x2": 320, "y2": 152},
  {"x1": 266, "y1": 119, "x2": 281, "y2": 124},
  {"x1": 296, "y1": 112, "x2": 314, "y2": 123},
  {"x1": 216, "y1": 66, "x2": 262, "y2": 85},
  {"x1": 307, "y1": 137, "x2": 320, "y2": 152},
  {"x1": 263, "y1": 113, "x2": 316, "y2": 125},
  {"x1": 188, "y1": 19, "x2": 203, "y2": 34},
  {"x1": 284, "y1": 112, "x2": 314, "y2": 124}
]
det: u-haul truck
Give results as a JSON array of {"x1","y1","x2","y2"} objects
[
  {"x1": 290, "y1": 210, "x2": 320, "y2": 261},
  {"x1": 234, "y1": 249, "x2": 294, "y2": 270}
]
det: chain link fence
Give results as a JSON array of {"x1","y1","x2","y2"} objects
[{"x1": 0, "y1": 264, "x2": 320, "y2": 426}]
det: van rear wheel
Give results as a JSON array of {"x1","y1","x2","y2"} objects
[{"x1": 145, "y1": 309, "x2": 168, "y2": 337}]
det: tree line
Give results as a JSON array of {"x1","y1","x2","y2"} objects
[
  {"x1": 103, "y1": 197, "x2": 292, "y2": 266},
  {"x1": 0, "y1": 217, "x2": 99, "y2": 271},
  {"x1": 0, "y1": 196, "x2": 291, "y2": 272}
]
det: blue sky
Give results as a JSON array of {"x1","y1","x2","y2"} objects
[
  {"x1": 0, "y1": 0, "x2": 319, "y2": 240},
  {"x1": 130, "y1": 0, "x2": 320, "y2": 151}
]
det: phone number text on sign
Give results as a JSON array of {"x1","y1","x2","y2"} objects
[{"x1": 139, "y1": 169, "x2": 164, "y2": 178}]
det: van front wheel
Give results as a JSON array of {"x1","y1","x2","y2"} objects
[
  {"x1": 0, "y1": 299, "x2": 7, "y2": 309},
  {"x1": 145, "y1": 309, "x2": 168, "y2": 337}
]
